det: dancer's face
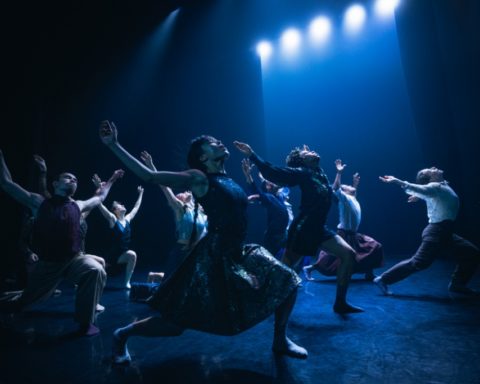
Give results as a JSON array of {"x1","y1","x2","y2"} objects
[
  {"x1": 53, "y1": 173, "x2": 78, "y2": 196},
  {"x1": 112, "y1": 201, "x2": 126, "y2": 215},
  {"x1": 299, "y1": 145, "x2": 320, "y2": 167},
  {"x1": 199, "y1": 137, "x2": 230, "y2": 163}
]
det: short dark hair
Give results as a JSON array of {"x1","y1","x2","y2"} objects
[
  {"x1": 187, "y1": 135, "x2": 216, "y2": 172},
  {"x1": 286, "y1": 147, "x2": 304, "y2": 167}
]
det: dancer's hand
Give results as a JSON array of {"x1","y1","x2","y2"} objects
[
  {"x1": 99, "y1": 120, "x2": 118, "y2": 146},
  {"x1": 335, "y1": 159, "x2": 346, "y2": 173},
  {"x1": 379, "y1": 175, "x2": 401, "y2": 185},
  {"x1": 140, "y1": 151, "x2": 155, "y2": 170},
  {"x1": 407, "y1": 195, "x2": 419, "y2": 203},
  {"x1": 33, "y1": 155, "x2": 47, "y2": 173},
  {"x1": 233, "y1": 141, "x2": 253, "y2": 157},
  {"x1": 137, "y1": 185, "x2": 144, "y2": 194},
  {"x1": 241, "y1": 158, "x2": 254, "y2": 176},
  {"x1": 91, "y1": 174, "x2": 102, "y2": 188}
]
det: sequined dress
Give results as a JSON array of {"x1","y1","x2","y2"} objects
[{"x1": 149, "y1": 173, "x2": 301, "y2": 335}]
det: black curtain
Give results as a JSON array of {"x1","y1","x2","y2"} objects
[{"x1": 395, "y1": 0, "x2": 480, "y2": 243}]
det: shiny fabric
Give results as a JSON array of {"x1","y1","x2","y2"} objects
[{"x1": 149, "y1": 173, "x2": 300, "y2": 336}]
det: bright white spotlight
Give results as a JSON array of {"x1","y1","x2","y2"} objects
[
  {"x1": 280, "y1": 28, "x2": 302, "y2": 55},
  {"x1": 308, "y1": 16, "x2": 332, "y2": 45},
  {"x1": 343, "y1": 4, "x2": 367, "y2": 34},
  {"x1": 256, "y1": 41, "x2": 273, "y2": 60},
  {"x1": 374, "y1": 0, "x2": 400, "y2": 19}
]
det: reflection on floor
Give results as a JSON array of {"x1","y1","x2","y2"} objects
[{"x1": 1, "y1": 255, "x2": 479, "y2": 384}]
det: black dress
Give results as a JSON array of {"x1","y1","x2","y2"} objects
[{"x1": 149, "y1": 173, "x2": 301, "y2": 336}]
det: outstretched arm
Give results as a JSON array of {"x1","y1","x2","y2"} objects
[
  {"x1": 125, "y1": 186, "x2": 144, "y2": 221},
  {"x1": 0, "y1": 150, "x2": 44, "y2": 212},
  {"x1": 33, "y1": 155, "x2": 51, "y2": 198},
  {"x1": 140, "y1": 149, "x2": 185, "y2": 214},
  {"x1": 76, "y1": 169, "x2": 124, "y2": 214},
  {"x1": 234, "y1": 141, "x2": 301, "y2": 186},
  {"x1": 100, "y1": 121, "x2": 208, "y2": 194},
  {"x1": 332, "y1": 159, "x2": 346, "y2": 191},
  {"x1": 379, "y1": 175, "x2": 437, "y2": 199},
  {"x1": 89, "y1": 172, "x2": 122, "y2": 227}
]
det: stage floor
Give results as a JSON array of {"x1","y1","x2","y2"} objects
[{"x1": 1, "y1": 254, "x2": 479, "y2": 384}]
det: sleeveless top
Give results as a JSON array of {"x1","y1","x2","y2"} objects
[
  {"x1": 111, "y1": 220, "x2": 132, "y2": 253},
  {"x1": 33, "y1": 195, "x2": 82, "y2": 262},
  {"x1": 196, "y1": 173, "x2": 248, "y2": 241},
  {"x1": 176, "y1": 207, "x2": 208, "y2": 244}
]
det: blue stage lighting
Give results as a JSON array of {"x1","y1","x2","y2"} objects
[
  {"x1": 308, "y1": 16, "x2": 332, "y2": 45},
  {"x1": 256, "y1": 41, "x2": 273, "y2": 60},
  {"x1": 374, "y1": 0, "x2": 400, "y2": 19},
  {"x1": 280, "y1": 28, "x2": 302, "y2": 56},
  {"x1": 343, "y1": 4, "x2": 367, "y2": 35}
]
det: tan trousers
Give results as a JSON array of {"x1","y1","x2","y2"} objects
[{"x1": 13, "y1": 253, "x2": 106, "y2": 325}]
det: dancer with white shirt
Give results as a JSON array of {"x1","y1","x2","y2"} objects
[
  {"x1": 303, "y1": 160, "x2": 383, "y2": 282},
  {"x1": 374, "y1": 167, "x2": 479, "y2": 295}
]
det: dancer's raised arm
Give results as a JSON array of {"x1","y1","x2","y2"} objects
[{"x1": 100, "y1": 120, "x2": 207, "y2": 194}]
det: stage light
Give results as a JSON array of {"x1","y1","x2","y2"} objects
[
  {"x1": 308, "y1": 16, "x2": 332, "y2": 45},
  {"x1": 343, "y1": 4, "x2": 367, "y2": 34},
  {"x1": 280, "y1": 28, "x2": 302, "y2": 55},
  {"x1": 256, "y1": 41, "x2": 273, "y2": 60},
  {"x1": 374, "y1": 0, "x2": 400, "y2": 19}
]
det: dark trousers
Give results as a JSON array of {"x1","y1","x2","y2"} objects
[{"x1": 381, "y1": 220, "x2": 479, "y2": 286}]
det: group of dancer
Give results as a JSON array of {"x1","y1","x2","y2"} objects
[{"x1": 0, "y1": 120, "x2": 479, "y2": 362}]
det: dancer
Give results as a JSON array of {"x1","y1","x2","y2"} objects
[
  {"x1": 241, "y1": 158, "x2": 290, "y2": 258},
  {"x1": 96, "y1": 184, "x2": 144, "y2": 289},
  {"x1": 0, "y1": 149, "x2": 122, "y2": 336},
  {"x1": 374, "y1": 167, "x2": 480, "y2": 295},
  {"x1": 99, "y1": 121, "x2": 307, "y2": 364},
  {"x1": 140, "y1": 150, "x2": 207, "y2": 253},
  {"x1": 303, "y1": 159, "x2": 383, "y2": 281},
  {"x1": 234, "y1": 142, "x2": 361, "y2": 313},
  {"x1": 140, "y1": 150, "x2": 207, "y2": 280}
]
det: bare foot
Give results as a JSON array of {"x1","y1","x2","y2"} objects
[
  {"x1": 333, "y1": 302, "x2": 364, "y2": 314},
  {"x1": 272, "y1": 337, "x2": 308, "y2": 359}
]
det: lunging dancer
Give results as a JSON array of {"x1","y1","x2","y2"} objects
[
  {"x1": 234, "y1": 142, "x2": 362, "y2": 313},
  {"x1": 0, "y1": 149, "x2": 122, "y2": 336},
  {"x1": 99, "y1": 121, "x2": 307, "y2": 364},
  {"x1": 303, "y1": 159, "x2": 384, "y2": 282},
  {"x1": 374, "y1": 167, "x2": 479, "y2": 295}
]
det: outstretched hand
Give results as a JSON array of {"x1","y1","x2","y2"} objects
[
  {"x1": 91, "y1": 174, "x2": 103, "y2": 189},
  {"x1": 379, "y1": 175, "x2": 399, "y2": 184},
  {"x1": 137, "y1": 185, "x2": 144, "y2": 194},
  {"x1": 33, "y1": 155, "x2": 47, "y2": 173},
  {"x1": 241, "y1": 158, "x2": 254, "y2": 177},
  {"x1": 110, "y1": 169, "x2": 125, "y2": 182},
  {"x1": 140, "y1": 151, "x2": 155, "y2": 170},
  {"x1": 233, "y1": 141, "x2": 253, "y2": 157},
  {"x1": 99, "y1": 120, "x2": 118, "y2": 146},
  {"x1": 335, "y1": 159, "x2": 346, "y2": 173}
]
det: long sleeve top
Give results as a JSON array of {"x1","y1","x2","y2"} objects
[
  {"x1": 249, "y1": 153, "x2": 333, "y2": 222},
  {"x1": 402, "y1": 181, "x2": 459, "y2": 223}
]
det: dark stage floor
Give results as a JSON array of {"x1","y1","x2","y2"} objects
[{"x1": 1, "y1": 254, "x2": 479, "y2": 384}]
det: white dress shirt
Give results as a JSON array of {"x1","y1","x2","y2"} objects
[{"x1": 403, "y1": 181, "x2": 459, "y2": 223}]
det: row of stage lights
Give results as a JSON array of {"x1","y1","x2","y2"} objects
[{"x1": 256, "y1": 0, "x2": 400, "y2": 61}]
